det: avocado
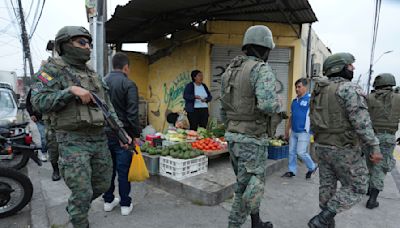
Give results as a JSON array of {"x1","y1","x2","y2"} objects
[
  {"x1": 183, "y1": 151, "x2": 190, "y2": 159},
  {"x1": 190, "y1": 151, "x2": 197, "y2": 158}
]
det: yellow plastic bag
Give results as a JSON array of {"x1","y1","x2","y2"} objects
[{"x1": 128, "y1": 145, "x2": 150, "y2": 182}]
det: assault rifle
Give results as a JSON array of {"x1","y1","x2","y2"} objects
[{"x1": 91, "y1": 92, "x2": 137, "y2": 153}]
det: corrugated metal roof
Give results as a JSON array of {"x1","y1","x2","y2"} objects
[{"x1": 106, "y1": 0, "x2": 318, "y2": 43}]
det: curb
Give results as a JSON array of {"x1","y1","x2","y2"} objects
[{"x1": 27, "y1": 161, "x2": 50, "y2": 228}]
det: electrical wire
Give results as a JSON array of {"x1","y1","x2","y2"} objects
[
  {"x1": 29, "y1": 0, "x2": 45, "y2": 39},
  {"x1": 25, "y1": 0, "x2": 35, "y2": 21},
  {"x1": 366, "y1": 0, "x2": 382, "y2": 93},
  {"x1": 29, "y1": 0, "x2": 41, "y2": 30}
]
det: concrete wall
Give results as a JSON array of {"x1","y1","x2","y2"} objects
[{"x1": 126, "y1": 52, "x2": 149, "y2": 99}]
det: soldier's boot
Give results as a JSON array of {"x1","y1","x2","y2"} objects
[
  {"x1": 251, "y1": 212, "x2": 273, "y2": 228},
  {"x1": 366, "y1": 188, "x2": 380, "y2": 209},
  {"x1": 51, "y1": 163, "x2": 61, "y2": 181},
  {"x1": 308, "y1": 209, "x2": 336, "y2": 228}
]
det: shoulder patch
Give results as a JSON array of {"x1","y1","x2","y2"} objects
[
  {"x1": 31, "y1": 82, "x2": 44, "y2": 93},
  {"x1": 37, "y1": 71, "x2": 54, "y2": 83}
]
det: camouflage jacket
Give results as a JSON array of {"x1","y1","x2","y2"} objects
[
  {"x1": 30, "y1": 57, "x2": 122, "y2": 129},
  {"x1": 330, "y1": 77, "x2": 380, "y2": 153},
  {"x1": 221, "y1": 55, "x2": 280, "y2": 144}
]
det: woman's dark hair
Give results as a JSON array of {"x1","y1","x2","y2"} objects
[
  {"x1": 191, "y1": 70, "x2": 201, "y2": 82},
  {"x1": 166, "y1": 112, "x2": 179, "y2": 124}
]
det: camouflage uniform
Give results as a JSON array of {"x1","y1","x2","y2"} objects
[
  {"x1": 312, "y1": 77, "x2": 378, "y2": 213},
  {"x1": 31, "y1": 56, "x2": 119, "y2": 228},
  {"x1": 46, "y1": 124, "x2": 59, "y2": 165},
  {"x1": 365, "y1": 83, "x2": 398, "y2": 192},
  {"x1": 43, "y1": 116, "x2": 59, "y2": 165},
  {"x1": 365, "y1": 133, "x2": 396, "y2": 191},
  {"x1": 221, "y1": 55, "x2": 280, "y2": 228}
]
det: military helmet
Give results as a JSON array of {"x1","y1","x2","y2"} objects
[
  {"x1": 323, "y1": 52, "x2": 355, "y2": 76},
  {"x1": 55, "y1": 26, "x2": 92, "y2": 54},
  {"x1": 242, "y1": 25, "x2": 275, "y2": 49},
  {"x1": 373, "y1": 73, "x2": 396, "y2": 88}
]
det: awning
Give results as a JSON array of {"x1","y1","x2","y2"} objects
[{"x1": 106, "y1": 0, "x2": 318, "y2": 43}]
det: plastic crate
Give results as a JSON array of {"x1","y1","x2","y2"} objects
[
  {"x1": 267, "y1": 145, "x2": 289, "y2": 160},
  {"x1": 159, "y1": 155, "x2": 208, "y2": 180}
]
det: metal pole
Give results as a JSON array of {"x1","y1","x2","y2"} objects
[
  {"x1": 367, "y1": 64, "x2": 373, "y2": 95},
  {"x1": 95, "y1": 0, "x2": 106, "y2": 78},
  {"x1": 16, "y1": 0, "x2": 34, "y2": 84},
  {"x1": 366, "y1": 50, "x2": 393, "y2": 94}
]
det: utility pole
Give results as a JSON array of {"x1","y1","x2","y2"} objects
[
  {"x1": 87, "y1": 0, "x2": 107, "y2": 77},
  {"x1": 16, "y1": 0, "x2": 34, "y2": 85}
]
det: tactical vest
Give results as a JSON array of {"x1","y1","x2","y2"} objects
[
  {"x1": 220, "y1": 58, "x2": 269, "y2": 136},
  {"x1": 368, "y1": 89, "x2": 400, "y2": 134},
  {"x1": 310, "y1": 80, "x2": 358, "y2": 147},
  {"x1": 49, "y1": 58, "x2": 105, "y2": 131}
]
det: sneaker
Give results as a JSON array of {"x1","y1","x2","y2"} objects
[
  {"x1": 306, "y1": 165, "x2": 318, "y2": 179},
  {"x1": 104, "y1": 198, "x2": 120, "y2": 212},
  {"x1": 281, "y1": 172, "x2": 295, "y2": 178},
  {"x1": 121, "y1": 203, "x2": 133, "y2": 216},
  {"x1": 40, "y1": 153, "x2": 48, "y2": 162}
]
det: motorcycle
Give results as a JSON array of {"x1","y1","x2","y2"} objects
[
  {"x1": 0, "y1": 122, "x2": 42, "y2": 218},
  {"x1": 0, "y1": 122, "x2": 40, "y2": 169}
]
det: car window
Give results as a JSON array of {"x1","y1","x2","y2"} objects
[{"x1": 0, "y1": 90, "x2": 15, "y2": 108}]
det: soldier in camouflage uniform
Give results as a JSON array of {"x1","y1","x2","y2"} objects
[
  {"x1": 30, "y1": 26, "x2": 127, "y2": 228},
  {"x1": 364, "y1": 73, "x2": 399, "y2": 209},
  {"x1": 221, "y1": 25, "x2": 281, "y2": 228},
  {"x1": 308, "y1": 53, "x2": 383, "y2": 228},
  {"x1": 43, "y1": 116, "x2": 61, "y2": 181}
]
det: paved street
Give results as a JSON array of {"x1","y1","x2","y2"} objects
[{"x1": 16, "y1": 151, "x2": 400, "y2": 228}]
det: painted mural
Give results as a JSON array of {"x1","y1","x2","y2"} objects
[{"x1": 162, "y1": 71, "x2": 191, "y2": 113}]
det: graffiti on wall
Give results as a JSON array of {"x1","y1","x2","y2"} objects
[{"x1": 163, "y1": 72, "x2": 191, "y2": 112}]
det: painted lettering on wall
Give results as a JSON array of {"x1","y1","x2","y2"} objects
[{"x1": 163, "y1": 72, "x2": 191, "y2": 111}]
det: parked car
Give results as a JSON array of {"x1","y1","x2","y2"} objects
[{"x1": 0, "y1": 83, "x2": 24, "y2": 126}]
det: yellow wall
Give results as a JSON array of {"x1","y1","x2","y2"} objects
[
  {"x1": 126, "y1": 52, "x2": 149, "y2": 99},
  {"x1": 137, "y1": 21, "x2": 308, "y2": 131},
  {"x1": 147, "y1": 38, "x2": 209, "y2": 131}
]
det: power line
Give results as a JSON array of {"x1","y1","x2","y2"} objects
[
  {"x1": 366, "y1": 0, "x2": 382, "y2": 94},
  {"x1": 24, "y1": 0, "x2": 35, "y2": 20},
  {"x1": 29, "y1": 0, "x2": 45, "y2": 39},
  {"x1": 29, "y1": 0, "x2": 41, "y2": 35}
]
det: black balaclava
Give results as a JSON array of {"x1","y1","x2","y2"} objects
[
  {"x1": 60, "y1": 42, "x2": 90, "y2": 69},
  {"x1": 243, "y1": 44, "x2": 271, "y2": 62},
  {"x1": 329, "y1": 65, "x2": 354, "y2": 81}
]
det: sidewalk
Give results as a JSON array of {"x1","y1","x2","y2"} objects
[{"x1": 29, "y1": 158, "x2": 400, "y2": 228}]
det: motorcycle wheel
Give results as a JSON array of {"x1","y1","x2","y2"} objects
[
  {"x1": 0, "y1": 150, "x2": 30, "y2": 170},
  {"x1": 0, "y1": 167, "x2": 33, "y2": 218}
]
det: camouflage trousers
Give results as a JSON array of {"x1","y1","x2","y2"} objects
[
  {"x1": 317, "y1": 145, "x2": 368, "y2": 214},
  {"x1": 364, "y1": 134, "x2": 396, "y2": 191},
  {"x1": 228, "y1": 142, "x2": 267, "y2": 228},
  {"x1": 57, "y1": 130, "x2": 112, "y2": 228},
  {"x1": 45, "y1": 126, "x2": 59, "y2": 165}
]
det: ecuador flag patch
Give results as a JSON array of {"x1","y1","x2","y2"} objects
[{"x1": 37, "y1": 71, "x2": 53, "y2": 83}]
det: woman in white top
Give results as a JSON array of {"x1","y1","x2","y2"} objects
[{"x1": 183, "y1": 70, "x2": 212, "y2": 130}]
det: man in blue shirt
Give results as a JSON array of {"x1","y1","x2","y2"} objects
[{"x1": 282, "y1": 78, "x2": 317, "y2": 179}]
